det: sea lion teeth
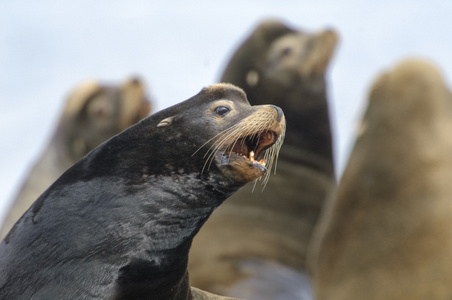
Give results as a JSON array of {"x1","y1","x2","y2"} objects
[
  {"x1": 226, "y1": 133, "x2": 276, "y2": 166},
  {"x1": 252, "y1": 159, "x2": 265, "y2": 167},
  {"x1": 230, "y1": 150, "x2": 266, "y2": 167}
]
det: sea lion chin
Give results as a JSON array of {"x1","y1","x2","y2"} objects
[{"x1": 0, "y1": 83, "x2": 284, "y2": 300}]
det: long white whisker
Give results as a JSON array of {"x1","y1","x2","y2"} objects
[
  {"x1": 200, "y1": 122, "x2": 248, "y2": 173},
  {"x1": 197, "y1": 124, "x2": 244, "y2": 174},
  {"x1": 192, "y1": 123, "x2": 242, "y2": 158},
  {"x1": 194, "y1": 109, "x2": 285, "y2": 190}
]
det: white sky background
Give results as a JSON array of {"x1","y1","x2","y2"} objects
[{"x1": 1, "y1": 0, "x2": 451, "y2": 221}]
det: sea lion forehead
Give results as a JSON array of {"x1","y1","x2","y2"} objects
[
  {"x1": 199, "y1": 83, "x2": 249, "y2": 105},
  {"x1": 253, "y1": 19, "x2": 295, "y2": 42}
]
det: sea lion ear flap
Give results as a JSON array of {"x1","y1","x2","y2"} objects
[{"x1": 157, "y1": 115, "x2": 177, "y2": 127}]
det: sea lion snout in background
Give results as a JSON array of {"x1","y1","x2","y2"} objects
[
  {"x1": 0, "y1": 77, "x2": 152, "y2": 238},
  {"x1": 0, "y1": 83, "x2": 285, "y2": 299},
  {"x1": 311, "y1": 59, "x2": 452, "y2": 300},
  {"x1": 189, "y1": 20, "x2": 338, "y2": 299},
  {"x1": 221, "y1": 20, "x2": 337, "y2": 162}
]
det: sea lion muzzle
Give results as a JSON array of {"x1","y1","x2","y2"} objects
[
  {"x1": 207, "y1": 103, "x2": 285, "y2": 185},
  {"x1": 225, "y1": 130, "x2": 277, "y2": 167}
]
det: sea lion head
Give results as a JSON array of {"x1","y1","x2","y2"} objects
[
  {"x1": 151, "y1": 83, "x2": 286, "y2": 186},
  {"x1": 222, "y1": 19, "x2": 338, "y2": 99},
  {"x1": 264, "y1": 28, "x2": 337, "y2": 88},
  {"x1": 57, "y1": 77, "x2": 152, "y2": 165},
  {"x1": 221, "y1": 20, "x2": 337, "y2": 162}
]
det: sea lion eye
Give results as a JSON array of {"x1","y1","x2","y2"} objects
[
  {"x1": 281, "y1": 47, "x2": 292, "y2": 56},
  {"x1": 214, "y1": 106, "x2": 231, "y2": 117}
]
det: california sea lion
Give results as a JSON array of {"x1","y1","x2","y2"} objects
[
  {"x1": 189, "y1": 20, "x2": 337, "y2": 298},
  {"x1": 312, "y1": 59, "x2": 452, "y2": 300},
  {"x1": 0, "y1": 83, "x2": 285, "y2": 299},
  {"x1": 0, "y1": 77, "x2": 151, "y2": 238}
]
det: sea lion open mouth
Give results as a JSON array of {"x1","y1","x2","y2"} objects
[
  {"x1": 197, "y1": 104, "x2": 285, "y2": 186},
  {"x1": 225, "y1": 130, "x2": 278, "y2": 167}
]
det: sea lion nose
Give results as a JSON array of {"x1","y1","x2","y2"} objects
[{"x1": 268, "y1": 105, "x2": 283, "y2": 122}]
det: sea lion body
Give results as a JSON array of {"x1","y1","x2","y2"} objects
[
  {"x1": 312, "y1": 59, "x2": 452, "y2": 299},
  {"x1": 0, "y1": 83, "x2": 285, "y2": 299},
  {"x1": 0, "y1": 77, "x2": 152, "y2": 238},
  {"x1": 189, "y1": 20, "x2": 337, "y2": 298}
]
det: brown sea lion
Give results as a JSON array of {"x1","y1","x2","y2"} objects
[
  {"x1": 0, "y1": 77, "x2": 152, "y2": 238},
  {"x1": 188, "y1": 20, "x2": 338, "y2": 298},
  {"x1": 312, "y1": 59, "x2": 452, "y2": 300},
  {"x1": 0, "y1": 83, "x2": 285, "y2": 299}
]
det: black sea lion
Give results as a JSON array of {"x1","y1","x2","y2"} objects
[
  {"x1": 189, "y1": 20, "x2": 338, "y2": 298},
  {"x1": 312, "y1": 59, "x2": 452, "y2": 300},
  {"x1": 0, "y1": 83, "x2": 285, "y2": 300},
  {"x1": 0, "y1": 77, "x2": 152, "y2": 238}
]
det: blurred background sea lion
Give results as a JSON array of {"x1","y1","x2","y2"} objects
[
  {"x1": 312, "y1": 58, "x2": 452, "y2": 300},
  {"x1": 189, "y1": 20, "x2": 338, "y2": 299},
  {"x1": 0, "y1": 77, "x2": 152, "y2": 238}
]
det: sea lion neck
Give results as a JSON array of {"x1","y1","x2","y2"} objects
[
  {"x1": 281, "y1": 83, "x2": 334, "y2": 165},
  {"x1": 110, "y1": 175, "x2": 234, "y2": 299},
  {"x1": 22, "y1": 122, "x2": 240, "y2": 300}
]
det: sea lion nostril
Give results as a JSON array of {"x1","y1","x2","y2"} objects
[{"x1": 269, "y1": 105, "x2": 283, "y2": 122}]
